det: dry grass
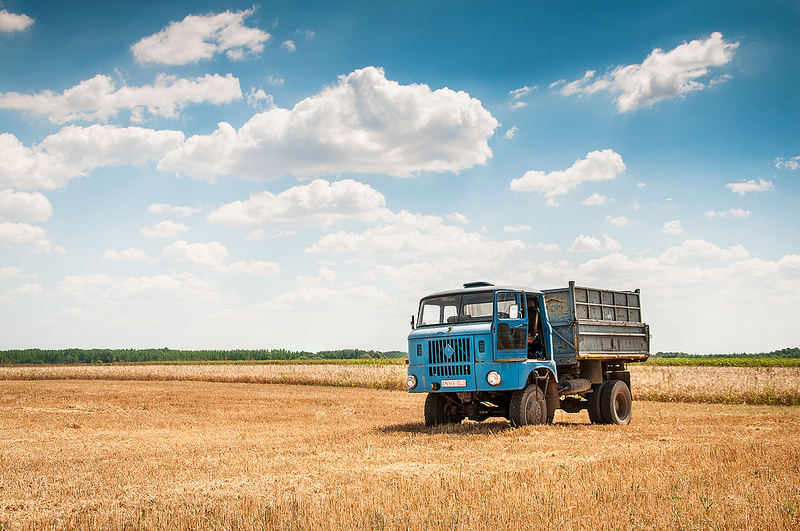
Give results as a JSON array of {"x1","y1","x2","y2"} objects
[
  {"x1": 3, "y1": 362, "x2": 800, "y2": 405},
  {"x1": 630, "y1": 365, "x2": 800, "y2": 405},
  {"x1": 0, "y1": 363, "x2": 408, "y2": 390},
  {"x1": 1, "y1": 379, "x2": 799, "y2": 530}
]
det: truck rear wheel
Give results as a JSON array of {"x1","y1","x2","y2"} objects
[
  {"x1": 600, "y1": 380, "x2": 632, "y2": 425},
  {"x1": 509, "y1": 383, "x2": 548, "y2": 426},
  {"x1": 424, "y1": 393, "x2": 464, "y2": 427},
  {"x1": 587, "y1": 383, "x2": 605, "y2": 424}
]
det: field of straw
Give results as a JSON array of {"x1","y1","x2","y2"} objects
[
  {"x1": 2, "y1": 362, "x2": 799, "y2": 405},
  {"x1": 2, "y1": 373, "x2": 800, "y2": 530}
]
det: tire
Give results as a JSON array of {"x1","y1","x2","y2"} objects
[
  {"x1": 424, "y1": 394, "x2": 464, "y2": 427},
  {"x1": 587, "y1": 383, "x2": 605, "y2": 424},
  {"x1": 600, "y1": 380, "x2": 632, "y2": 425},
  {"x1": 424, "y1": 393, "x2": 443, "y2": 426},
  {"x1": 509, "y1": 383, "x2": 548, "y2": 427}
]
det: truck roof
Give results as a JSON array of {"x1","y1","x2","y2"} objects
[{"x1": 421, "y1": 283, "x2": 543, "y2": 299}]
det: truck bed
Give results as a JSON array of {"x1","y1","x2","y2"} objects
[{"x1": 543, "y1": 282, "x2": 650, "y2": 366}]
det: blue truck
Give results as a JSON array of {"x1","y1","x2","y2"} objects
[{"x1": 405, "y1": 281, "x2": 650, "y2": 426}]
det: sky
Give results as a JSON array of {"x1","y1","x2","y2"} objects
[{"x1": 0, "y1": 0, "x2": 798, "y2": 354}]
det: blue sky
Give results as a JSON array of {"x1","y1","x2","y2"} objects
[{"x1": 1, "y1": 0, "x2": 798, "y2": 353}]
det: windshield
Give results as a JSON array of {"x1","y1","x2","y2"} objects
[{"x1": 417, "y1": 292, "x2": 494, "y2": 327}]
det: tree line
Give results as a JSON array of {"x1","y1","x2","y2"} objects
[
  {"x1": 0, "y1": 348, "x2": 407, "y2": 365},
  {"x1": 653, "y1": 347, "x2": 799, "y2": 359}
]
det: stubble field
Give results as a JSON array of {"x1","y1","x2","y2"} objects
[{"x1": 2, "y1": 373, "x2": 799, "y2": 530}]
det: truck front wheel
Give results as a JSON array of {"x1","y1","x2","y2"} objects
[
  {"x1": 509, "y1": 383, "x2": 548, "y2": 426},
  {"x1": 600, "y1": 380, "x2": 632, "y2": 425},
  {"x1": 424, "y1": 393, "x2": 464, "y2": 427}
]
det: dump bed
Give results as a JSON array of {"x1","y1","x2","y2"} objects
[{"x1": 543, "y1": 281, "x2": 650, "y2": 366}]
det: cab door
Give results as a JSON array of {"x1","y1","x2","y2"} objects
[{"x1": 493, "y1": 290, "x2": 528, "y2": 361}]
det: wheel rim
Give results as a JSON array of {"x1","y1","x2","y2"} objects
[
  {"x1": 614, "y1": 388, "x2": 631, "y2": 421},
  {"x1": 525, "y1": 394, "x2": 543, "y2": 424}
]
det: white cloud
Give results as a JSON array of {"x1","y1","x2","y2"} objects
[
  {"x1": 131, "y1": 9, "x2": 270, "y2": 65},
  {"x1": 100, "y1": 273, "x2": 222, "y2": 304},
  {"x1": 0, "y1": 9, "x2": 33, "y2": 33},
  {"x1": 256, "y1": 283, "x2": 387, "y2": 315},
  {"x1": 536, "y1": 243, "x2": 558, "y2": 251},
  {"x1": 662, "y1": 220, "x2": 683, "y2": 234},
  {"x1": 208, "y1": 179, "x2": 388, "y2": 228},
  {"x1": 0, "y1": 189, "x2": 52, "y2": 222},
  {"x1": 726, "y1": 178, "x2": 774, "y2": 195},
  {"x1": 0, "y1": 74, "x2": 242, "y2": 124},
  {"x1": 659, "y1": 239, "x2": 749, "y2": 265},
  {"x1": 244, "y1": 228, "x2": 294, "y2": 240},
  {"x1": 703, "y1": 208, "x2": 752, "y2": 219},
  {"x1": 775, "y1": 156, "x2": 800, "y2": 170},
  {"x1": 0, "y1": 266, "x2": 36, "y2": 281},
  {"x1": 560, "y1": 32, "x2": 738, "y2": 112},
  {"x1": 582, "y1": 192, "x2": 609, "y2": 206},
  {"x1": 227, "y1": 261, "x2": 281, "y2": 275},
  {"x1": 510, "y1": 149, "x2": 626, "y2": 197},
  {"x1": 103, "y1": 240, "x2": 279, "y2": 275},
  {"x1": 447, "y1": 212, "x2": 469, "y2": 224},
  {"x1": 158, "y1": 240, "x2": 228, "y2": 271},
  {"x1": 158, "y1": 67, "x2": 498, "y2": 180},
  {"x1": 101, "y1": 248, "x2": 153, "y2": 262},
  {"x1": 54, "y1": 274, "x2": 115, "y2": 299},
  {"x1": 607, "y1": 215, "x2": 630, "y2": 227},
  {"x1": 568, "y1": 233, "x2": 621, "y2": 252},
  {"x1": 0, "y1": 221, "x2": 46, "y2": 244},
  {"x1": 307, "y1": 210, "x2": 526, "y2": 263},
  {"x1": 282, "y1": 40, "x2": 296, "y2": 52},
  {"x1": 504, "y1": 126, "x2": 518, "y2": 139},
  {"x1": 141, "y1": 220, "x2": 190, "y2": 238},
  {"x1": 509, "y1": 86, "x2": 536, "y2": 108},
  {"x1": 0, "y1": 283, "x2": 43, "y2": 303},
  {"x1": 56, "y1": 308, "x2": 87, "y2": 318},
  {"x1": 246, "y1": 88, "x2": 272, "y2": 109},
  {"x1": 148, "y1": 203, "x2": 200, "y2": 217},
  {"x1": 0, "y1": 125, "x2": 184, "y2": 191},
  {"x1": 504, "y1": 224, "x2": 531, "y2": 233}
]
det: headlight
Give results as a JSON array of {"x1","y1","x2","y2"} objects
[
  {"x1": 406, "y1": 375, "x2": 418, "y2": 389},
  {"x1": 487, "y1": 371, "x2": 502, "y2": 386}
]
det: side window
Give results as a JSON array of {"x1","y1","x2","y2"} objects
[
  {"x1": 496, "y1": 291, "x2": 527, "y2": 351},
  {"x1": 496, "y1": 292, "x2": 524, "y2": 320}
]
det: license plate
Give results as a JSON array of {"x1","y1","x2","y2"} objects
[{"x1": 441, "y1": 379, "x2": 467, "y2": 388}]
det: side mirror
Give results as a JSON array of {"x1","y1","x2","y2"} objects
[{"x1": 410, "y1": 315, "x2": 415, "y2": 329}]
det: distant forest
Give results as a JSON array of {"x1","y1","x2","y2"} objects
[
  {"x1": 0, "y1": 348, "x2": 407, "y2": 365},
  {"x1": 653, "y1": 347, "x2": 800, "y2": 359},
  {"x1": 2, "y1": 347, "x2": 797, "y2": 366}
]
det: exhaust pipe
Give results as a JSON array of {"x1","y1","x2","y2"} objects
[{"x1": 558, "y1": 378, "x2": 592, "y2": 396}]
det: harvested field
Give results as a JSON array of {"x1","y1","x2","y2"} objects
[
  {"x1": 3, "y1": 362, "x2": 800, "y2": 405},
  {"x1": 1, "y1": 379, "x2": 799, "y2": 530},
  {"x1": 0, "y1": 362, "x2": 407, "y2": 390}
]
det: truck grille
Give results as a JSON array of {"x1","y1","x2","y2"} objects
[{"x1": 428, "y1": 338, "x2": 472, "y2": 378}]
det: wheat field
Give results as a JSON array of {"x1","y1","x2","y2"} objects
[
  {"x1": 2, "y1": 362, "x2": 800, "y2": 405},
  {"x1": 1, "y1": 378, "x2": 799, "y2": 530}
]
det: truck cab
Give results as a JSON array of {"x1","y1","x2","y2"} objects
[{"x1": 406, "y1": 281, "x2": 650, "y2": 426}]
